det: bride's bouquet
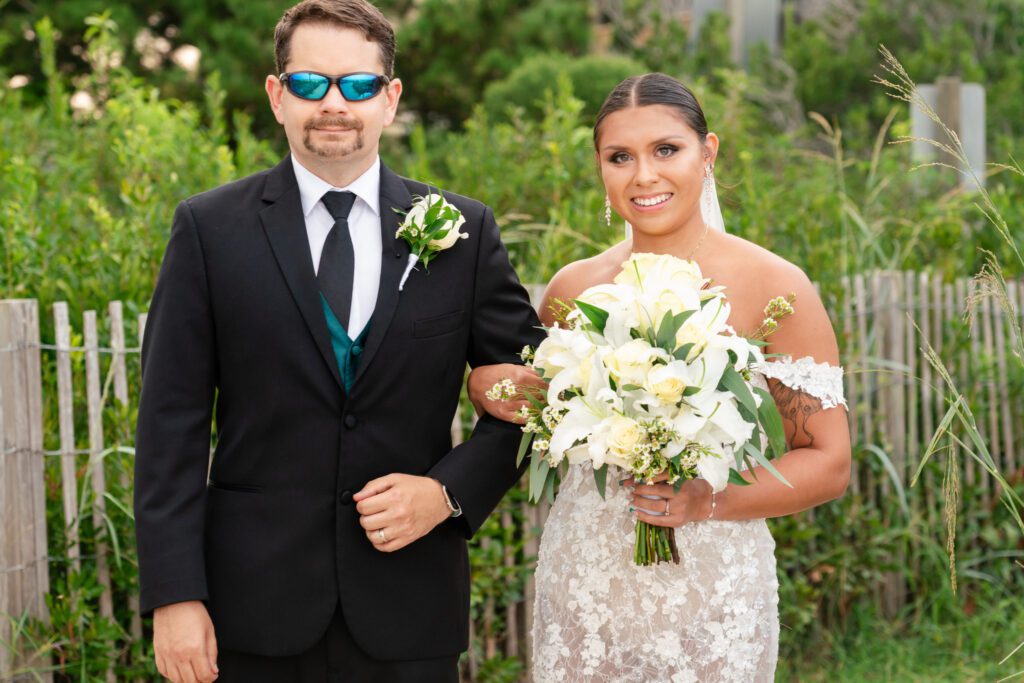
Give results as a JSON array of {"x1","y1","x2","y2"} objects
[{"x1": 492, "y1": 253, "x2": 795, "y2": 565}]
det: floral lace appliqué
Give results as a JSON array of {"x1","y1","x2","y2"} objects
[{"x1": 753, "y1": 355, "x2": 847, "y2": 410}]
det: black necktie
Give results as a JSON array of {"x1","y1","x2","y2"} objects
[{"x1": 319, "y1": 191, "x2": 358, "y2": 330}]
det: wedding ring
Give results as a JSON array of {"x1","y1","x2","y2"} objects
[{"x1": 377, "y1": 529, "x2": 387, "y2": 543}]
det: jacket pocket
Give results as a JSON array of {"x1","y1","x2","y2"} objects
[
  {"x1": 207, "y1": 479, "x2": 262, "y2": 494},
  {"x1": 413, "y1": 310, "x2": 465, "y2": 339}
]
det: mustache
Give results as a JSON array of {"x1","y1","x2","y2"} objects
[{"x1": 305, "y1": 116, "x2": 363, "y2": 131}]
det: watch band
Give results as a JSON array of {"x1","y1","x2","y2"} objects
[{"x1": 441, "y1": 484, "x2": 463, "y2": 518}]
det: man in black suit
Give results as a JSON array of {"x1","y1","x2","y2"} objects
[{"x1": 133, "y1": 1, "x2": 540, "y2": 681}]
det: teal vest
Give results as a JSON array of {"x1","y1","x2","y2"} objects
[{"x1": 320, "y1": 295, "x2": 369, "y2": 392}]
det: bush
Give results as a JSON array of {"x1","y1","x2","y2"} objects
[
  {"x1": 396, "y1": 0, "x2": 591, "y2": 126},
  {"x1": 482, "y1": 53, "x2": 648, "y2": 125}
]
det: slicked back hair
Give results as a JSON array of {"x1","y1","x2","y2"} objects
[{"x1": 593, "y1": 73, "x2": 709, "y2": 147}]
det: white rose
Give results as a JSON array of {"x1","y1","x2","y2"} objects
[
  {"x1": 615, "y1": 252, "x2": 706, "y2": 290},
  {"x1": 603, "y1": 338, "x2": 665, "y2": 386},
  {"x1": 645, "y1": 361, "x2": 690, "y2": 404},
  {"x1": 607, "y1": 415, "x2": 642, "y2": 458},
  {"x1": 423, "y1": 195, "x2": 468, "y2": 249}
]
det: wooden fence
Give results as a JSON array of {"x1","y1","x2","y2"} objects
[{"x1": 1, "y1": 269, "x2": 1021, "y2": 680}]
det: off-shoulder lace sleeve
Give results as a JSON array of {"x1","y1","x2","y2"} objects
[{"x1": 753, "y1": 355, "x2": 847, "y2": 410}]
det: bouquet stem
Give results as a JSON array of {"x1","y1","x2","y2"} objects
[{"x1": 634, "y1": 521, "x2": 680, "y2": 566}]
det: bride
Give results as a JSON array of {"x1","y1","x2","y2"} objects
[{"x1": 468, "y1": 73, "x2": 852, "y2": 681}]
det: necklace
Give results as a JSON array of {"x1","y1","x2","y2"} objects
[{"x1": 686, "y1": 222, "x2": 710, "y2": 260}]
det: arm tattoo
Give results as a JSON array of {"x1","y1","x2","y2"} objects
[{"x1": 768, "y1": 379, "x2": 821, "y2": 450}]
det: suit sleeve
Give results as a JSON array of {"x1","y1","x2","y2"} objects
[
  {"x1": 134, "y1": 200, "x2": 216, "y2": 614},
  {"x1": 428, "y1": 205, "x2": 544, "y2": 537}
]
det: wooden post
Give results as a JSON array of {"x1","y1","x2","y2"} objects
[
  {"x1": 840, "y1": 275, "x2": 859, "y2": 494},
  {"x1": 980, "y1": 292, "x2": 1000, "y2": 488},
  {"x1": 53, "y1": 303, "x2": 81, "y2": 572},
  {"x1": 955, "y1": 278, "x2": 974, "y2": 486},
  {"x1": 854, "y1": 274, "x2": 873, "y2": 497},
  {"x1": 920, "y1": 274, "x2": 937, "y2": 518},
  {"x1": 83, "y1": 311, "x2": 116, "y2": 683},
  {"x1": 1001, "y1": 282, "x2": 1018, "y2": 473},
  {"x1": 108, "y1": 302, "x2": 145, "y2": 679},
  {"x1": 0, "y1": 300, "x2": 51, "y2": 682}
]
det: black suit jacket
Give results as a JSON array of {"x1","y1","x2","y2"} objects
[{"x1": 134, "y1": 156, "x2": 542, "y2": 659}]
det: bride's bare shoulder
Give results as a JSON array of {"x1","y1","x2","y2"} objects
[
  {"x1": 713, "y1": 232, "x2": 812, "y2": 294},
  {"x1": 540, "y1": 241, "x2": 630, "y2": 325}
]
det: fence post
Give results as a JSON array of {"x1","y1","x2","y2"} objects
[{"x1": 0, "y1": 300, "x2": 51, "y2": 682}]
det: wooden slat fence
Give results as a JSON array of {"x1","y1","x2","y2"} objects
[{"x1": 1, "y1": 269, "x2": 1021, "y2": 680}]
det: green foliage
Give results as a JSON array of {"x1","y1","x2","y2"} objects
[
  {"x1": 614, "y1": 6, "x2": 734, "y2": 84},
  {"x1": 483, "y1": 53, "x2": 647, "y2": 124},
  {"x1": 782, "y1": 0, "x2": 1023, "y2": 151},
  {"x1": 395, "y1": 0, "x2": 591, "y2": 125},
  {"x1": 3, "y1": 6, "x2": 1024, "y2": 680},
  {"x1": 0, "y1": 16, "x2": 277, "y2": 321}
]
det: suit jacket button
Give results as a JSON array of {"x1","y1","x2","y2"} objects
[
  {"x1": 339, "y1": 490, "x2": 353, "y2": 505},
  {"x1": 344, "y1": 414, "x2": 358, "y2": 429}
]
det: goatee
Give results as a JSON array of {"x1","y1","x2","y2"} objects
[{"x1": 303, "y1": 115, "x2": 365, "y2": 159}]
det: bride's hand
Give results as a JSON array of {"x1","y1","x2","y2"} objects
[
  {"x1": 624, "y1": 474, "x2": 714, "y2": 527},
  {"x1": 466, "y1": 363, "x2": 543, "y2": 423}
]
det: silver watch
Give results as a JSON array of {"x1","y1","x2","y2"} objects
[{"x1": 441, "y1": 484, "x2": 463, "y2": 518}]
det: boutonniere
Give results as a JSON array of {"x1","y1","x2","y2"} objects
[{"x1": 394, "y1": 192, "x2": 468, "y2": 291}]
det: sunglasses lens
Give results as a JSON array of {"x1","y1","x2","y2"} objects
[
  {"x1": 339, "y1": 74, "x2": 383, "y2": 101},
  {"x1": 287, "y1": 73, "x2": 330, "y2": 100}
]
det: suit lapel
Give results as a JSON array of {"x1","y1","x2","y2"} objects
[
  {"x1": 259, "y1": 156, "x2": 345, "y2": 392},
  {"x1": 353, "y1": 164, "x2": 412, "y2": 385}
]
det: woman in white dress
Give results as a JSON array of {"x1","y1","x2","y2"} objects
[{"x1": 468, "y1": 73, "x2": 852, "y2": 682}]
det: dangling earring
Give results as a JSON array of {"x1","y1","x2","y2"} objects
[
  {"x1": 604, "y1": 195, "x2": 612, "y2": 227},
  {"x1": 701, "y1": 163, "x2": 715, "y2": 222}
]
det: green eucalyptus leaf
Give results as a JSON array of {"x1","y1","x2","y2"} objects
[
  {"x1": 728, "y1": 469, "x2": 752, "y2": 486},
  {"x1": 574, "y1": 299, "x2": 610, "y2": 334},
  {"x1": 754, "y1": 386, "x2": 786, "y2": 458},
  {"x1": 720, "y1": 366, "x2": 756, "y2": 414},
  {"x1": 593, "y1": 464, "x2": 608, "y2": 499}
]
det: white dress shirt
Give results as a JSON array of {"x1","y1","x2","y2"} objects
[{"x1": 291, "y1": 156, "x2": 382, "y2": 339}]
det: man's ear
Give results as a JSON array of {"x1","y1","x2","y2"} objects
[
  {"x1": 382, "y1": 78, "x2": 403, "y2": 128},
  {"x1": 266, "y1": 74, "x2": 285, "y2": 124}
]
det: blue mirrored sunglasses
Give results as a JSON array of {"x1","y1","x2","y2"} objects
[{"x1": 279, "y1": 71, "x2": 390, "y2": 102}]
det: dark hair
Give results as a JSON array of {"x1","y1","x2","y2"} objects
[
  {"x1": 274, "y1": 0, "x2": 396, "y2": 77},
  {"x1": 593, "y1": 73, "x2": 708, "y2": 147}
]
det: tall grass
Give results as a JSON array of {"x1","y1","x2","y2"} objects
[{"x1": 874, "y1": 44, "x2": 1024, "y2": 677}]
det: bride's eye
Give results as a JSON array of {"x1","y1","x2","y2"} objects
[
  {"x1": 655, "y1": 144, "x2": 678, "y2": 157},
  {"x1": 609, "y1": 151, "x2": 631, "y2": 164}
]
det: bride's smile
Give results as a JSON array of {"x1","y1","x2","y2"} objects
[{"x1": 596, "y1": 104, "x2": 720, "y2": 245}]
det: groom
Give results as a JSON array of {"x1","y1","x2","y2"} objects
[{"x1": 133, "y1": 1, "x2": 540, "y2": 681}]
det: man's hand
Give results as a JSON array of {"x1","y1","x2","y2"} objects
[
  {"x1": 353, "y1": 474, "x2": 451, "y2": 552},
  {"x1": 467, "y1": 362, "x2": 544, "y2": 422},
  {"x1": 153, "y1": 600, "x2": 218, "y2": 683}
]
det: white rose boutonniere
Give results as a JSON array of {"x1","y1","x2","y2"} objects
[{"x1": 394, "y1": 191, "x2": 468, "y2": 291}]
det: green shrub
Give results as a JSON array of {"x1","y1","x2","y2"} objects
[{"x1": 482, "y1": 53, "x2": 648, "y2": 124}]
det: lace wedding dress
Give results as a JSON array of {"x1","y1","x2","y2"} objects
[{"x1": 531, "y1": 356, "x2": 846, "y2": 683}]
